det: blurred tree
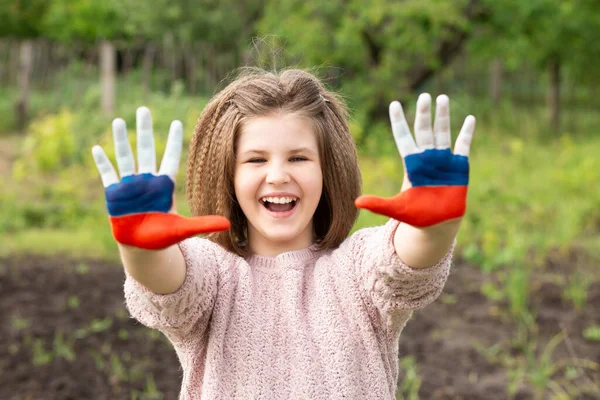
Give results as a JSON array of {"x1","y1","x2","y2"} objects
[
  {"x1": 42, "y1": 0, "x2": 135, "y2": 115},
  {"x1": 0, "y1": 0, "x2": 49, "y2": 131},
  {"x1": 260, "y1": 0, "x2": 600, "y2": 134},
  {"x1": 258, "y1": 0, "x2": 487, "y2": 143},
  {"x1": 470, "y1": 0, "x2": 600, "y2": 131},
  {"x1": 518, "y1": 0, "x2": 600, "y2": 132},
  {"x1": 124, "y1": 0, "x2": 266, "y2": 93}
]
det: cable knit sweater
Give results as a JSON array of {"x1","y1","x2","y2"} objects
[{"x1": 124, "y1": 219, "x2": 453, "y2": 399}]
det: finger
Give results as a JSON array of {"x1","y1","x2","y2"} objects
[
  {"x1": 112, "y1": 118, "x2": 135, "y2": 178},
  {"x1": 91, "y1": 145, "x2": 119, "y2": 188},
  {"x1": 414, "y1": 93, "x2": 434, "y2": 149},
  {"x1": 454, "y1": 115, "x2": 476, "y2": 157},
  {"x1": 136, "y1": 106, "x2": 156, "y2": 174},
  {"x1": 158, "y1": 120, "x2": 183, "y2": 180},
  {"x1": 434, "y1": 95, "x2": 451, "y2": 149},
  {"x1": 389, "y1": 101, "x2": 418, "y2": 157}
]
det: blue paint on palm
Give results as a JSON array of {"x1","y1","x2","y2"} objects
[
  {"x1": 405, "y1": 149, "x2": 469, "y2": 187},
  {"x1": 105, "y1": 173, "x2": 174, "y2": 216}
]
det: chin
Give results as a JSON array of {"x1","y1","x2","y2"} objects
[
  {"x1": 259, "y1": 224, "x2": 313, "y2": 248},
  {"x1": 264, "y1": 229, "x2": 304, "y2": 244}
]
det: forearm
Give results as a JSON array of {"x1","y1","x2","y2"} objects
[
  {"x1": 118, "y1": 243, "x2": 186, "y2": 294},
  {"x1": 393, "y1": 218, "x2": 460, "y2": 268}
]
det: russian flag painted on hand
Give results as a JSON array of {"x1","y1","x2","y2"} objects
[
  {"x1": 355, "y1": 149, "x2": 468, "y2": 227},
  {"x1": 106, "y1": 173, "x2": 229, "y2": 250},
  {"x1": 355, "y1": 96, "x2": 475, "y2": 228}
]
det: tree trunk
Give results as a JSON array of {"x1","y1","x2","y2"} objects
[
  {"x1": 142, "y1": 43, "x2": 156, "y2": 96},
  {"x1": 16, "y1": 40, "x2": 34, "y2": 132},
  {"x1": 122, "y1": 46, "x2": 134, "y2": 76},
  {"x1": 0, "y1": 40, "x2": 8, "y2": 85},
  {"x1": 186, "y1": 43, "x2": 198, "y2": 95},
  {"x1": 38, "y1": 40, "x2": 50, "y2": 90},
  {"x1": 489, "y1": 57, "x2": 503, "y2": 105},
  {"x1": 9, "y1": 40, "x2": 20, "y2": 86},
  {"x1": 548, "y1": 55, "x2": 560, "y2": 132},
  {"x1": 100, "y1": 40, "x2": 116, "y2": 116}
]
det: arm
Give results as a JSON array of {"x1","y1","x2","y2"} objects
[
  {"x1": 341, "y1": 219, "x2": 453, "y2": 336},
  {"x1": 118, "y1": 243, "x2": 185, "y2": 294},
  {"x1": 91, "y1": 107, "x2": 231, "y2": 337},
  {"x1": 393, "y1": 219, "x2": 460, "y2": 268},
  {"x1": 92, "y1": 107, "x2": 229, "y2": 295},
  {"x1": 356, "y1": 94, "x2": 475, "y2": 268}
]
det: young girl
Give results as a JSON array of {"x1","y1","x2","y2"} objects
[{"x1": 91, "y1": 68, "x2": 475, "y2": 399}]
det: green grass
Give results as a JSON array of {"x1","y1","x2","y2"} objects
[{"x1": 0, "y1": 226, "x2": 119, "y2": 261}]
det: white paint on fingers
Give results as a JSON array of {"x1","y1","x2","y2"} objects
[
  {"x1": 112, "y1": 118, "x2": 135, "y2": 177},
  {"x1": 389, "y1": 101, "x2": 418, "y2": 157},
  {"x1": 158, "y1": 120, "x2": 183, "y2": 181},
  {"x1": 414, "y1": 93, "x2": 434, "y2": 149},
  {"x1": 136, "y1": 106, "x2": 156, "y2": 174},
  {"x1": 91, "y1": 145, "x2": 119, "y2": 188},
  {"x1": 454, "y1": 115, "x2": 476, "y2": 157},
  {"x1": 434, "y1": 94, "x2": 451, "y2": 149}
]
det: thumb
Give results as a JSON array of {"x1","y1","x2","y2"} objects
[
  {"x1": 355, "y1": 195, "x2": 404, "y2": 216},
  {"x1": 110, "y1": 213, "x2": 231, "y2": 250}
]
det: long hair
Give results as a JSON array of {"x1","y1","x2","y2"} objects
[{"x1": 186, "y1": 68, "x2": 361, "y2": 256}]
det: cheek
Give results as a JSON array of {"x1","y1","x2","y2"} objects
[
  {"x1": 303, "y1": 166, "x2": 323, "y2": 201},
  {"x1": 234, "y1": 168, "x2": 258, "y2": 204}
]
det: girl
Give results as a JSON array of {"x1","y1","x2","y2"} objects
[{"x1": 92, "y1": 68, "x2": 475, "y2": 399}]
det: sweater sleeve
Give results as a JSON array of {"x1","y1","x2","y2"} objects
[
  {"x1": 343, "y1": 219, "x2": 453, "y2": 333},
  {"x1": 123, "y1": 237, "x2": 224, "y2": 341}
]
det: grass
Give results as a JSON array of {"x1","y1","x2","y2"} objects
[{"x1": 0, "y1": 227, "x2": 119, "y2": 261}]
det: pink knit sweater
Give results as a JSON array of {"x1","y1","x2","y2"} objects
[{"x1": 124, "y1": 219, "x2": 453, "y2": 399}]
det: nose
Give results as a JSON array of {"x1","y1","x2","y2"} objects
[{"x1": 265, "y1": 162, "x2": 290, "y2": 185}]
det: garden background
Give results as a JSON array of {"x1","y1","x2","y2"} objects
[{"x1": 1, "y1": 0, "x2": 599, "y2": 398}]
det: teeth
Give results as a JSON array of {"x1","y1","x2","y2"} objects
[{"x1": 261, "y1": 196, "x2": 297, "y2": 204}]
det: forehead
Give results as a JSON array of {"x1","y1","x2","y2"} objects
[{"x1": 237, "y1": 113, "x2": 318, "y2": 153}]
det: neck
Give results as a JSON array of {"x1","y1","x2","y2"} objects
[{"x1": 248, "y1": 227, "x2": 315, "y2": 257}]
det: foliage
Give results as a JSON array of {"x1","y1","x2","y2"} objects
[
  {"x1": 121, "y1": 0, "x2": 264, "y2": 45},
  {"x1": 562, "y1": 272, "x2": 591, "y2": 311},
  {"x1": 13, "y1": 109, "x2": 81, "y2": 174},
  {"x1": 396, "y1": 356, "x2": 422, "y2": 400},
  {"x1": 42, "y1": 0, "x2": 135, "y2": 42},
  {"x1": 0, "y1": 0, "x2": 49, "y2": 38},
  {"x1": 476, "y1": 325, "x2": 600, "y2": 399},
  {"x1": 257, "y1": 0, "x2": 474, "y2": 132},
  {"x1": 583, "y1": 325, "x2": 600, "y2": 342}
]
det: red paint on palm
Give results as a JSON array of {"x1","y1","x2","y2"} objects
[
  {"x1": 355, "y1": 186, "x2": 468, "y2": 227},
  {"x1": 109, "y1": 213, "x2": 230, "y2": 249}
]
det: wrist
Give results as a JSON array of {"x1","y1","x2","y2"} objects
[{"x1": 418, "y1": 217, "x2": 462, "y2": 237}]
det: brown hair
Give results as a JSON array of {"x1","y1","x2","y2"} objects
[{"x1": 186, "y1": 68, "x2": 361, "y2": 256}]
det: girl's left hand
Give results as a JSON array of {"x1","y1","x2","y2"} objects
[{"x1": 355, "y1": 94, "x2": 476, "y2": 227}]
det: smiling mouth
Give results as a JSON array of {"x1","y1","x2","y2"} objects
[{"x1": 261, "y1": 199, "x2": 298, "y2": 213}]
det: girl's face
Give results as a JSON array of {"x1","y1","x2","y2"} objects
[{"x1": 234, "y1": 112, "x2": 323, "y2": 256}]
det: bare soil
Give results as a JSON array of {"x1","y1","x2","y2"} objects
[{"x1": 1, "y1": 254, "x2": 598, "y2": 399}]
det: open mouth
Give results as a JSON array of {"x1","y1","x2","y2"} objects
[{"x1": 260, "y1": 196, "x2": 298, "y2": 213}]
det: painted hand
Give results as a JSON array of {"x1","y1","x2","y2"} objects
[
  {"x1": 91, "y1": 107, "x2": 230, "y2": 250},
  {"x1": 355, "y1": 94, "x2": 475, "y2": 227}
]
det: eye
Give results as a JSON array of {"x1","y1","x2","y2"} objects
[
  {"x1": 290, "y1": 156, "x2": 308, "y2": 162},
  {"x1": 247, "y1": 158, "x2": 266, "y2": 163}
]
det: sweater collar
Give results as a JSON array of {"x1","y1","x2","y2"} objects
[{"x1": 245, "y1": 244, "x2": 320, "y2": 269}]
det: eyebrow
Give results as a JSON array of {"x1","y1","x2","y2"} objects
[{"x1": 240, "y1": 147, "x2": 318, "y2": 156}]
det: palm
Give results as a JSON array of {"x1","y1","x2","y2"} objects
[
  {"x1": 355, "y1": 94, "x2": 475, "y2": 227},
  {"x1": 91, "y1": 107, "x2": 229, "y2": 249}
]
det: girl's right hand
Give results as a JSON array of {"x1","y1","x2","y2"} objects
[{"x1": 91, "y1": 107, "x2": 230, "y2": 250}]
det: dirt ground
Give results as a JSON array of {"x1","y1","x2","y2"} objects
[{"x1": 1, "y1": 254, "x2": 598, "y2": 399}]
